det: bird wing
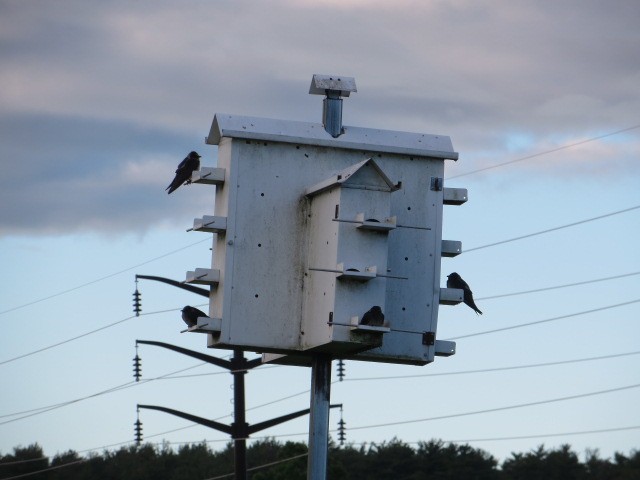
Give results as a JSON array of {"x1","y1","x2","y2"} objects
[
  {"x1": 175, "y1": 156, "x2": 189, "y2": 173},
  {"x1": 458, "y1": 277, "x2": 471, "y2": 291},
  {"x1": 166, "y1": 168, "x2": 192, "y2": 193},
  {"x1": 192, "y1": 307, "x2": 208, "y2": 318}
]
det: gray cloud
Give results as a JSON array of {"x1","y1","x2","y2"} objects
[
  {"x1": 1, "y1": 0, "x2": 638, "y2": 235},
  {"x1": 0, "y1": 113, "x2": 212, "y2": 235}
]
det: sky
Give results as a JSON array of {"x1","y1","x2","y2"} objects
[{"x1": 1, "y1": 0, "x2": 639, "y2": 472}]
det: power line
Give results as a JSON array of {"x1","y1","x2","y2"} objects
[
  {"x1": 125, "y1": 354, "x2": 640, "y2": 445},
  {"x1": 0, "y1": 315, "x2": 135, "y2": 367},
  {"x1": 476, "y1": 271, "x2": 640, "y2": 301},
  {"x1": 346, "y1": 383, "x2": 640, "y2": 432},
  {"x1": 153, "y1": 423, "x2": 640, "y2": 449},
  {"x1": 0, "y1": 238, "x2": 210, "y2": 317},
  {"x1": 343, "y1": 350, "x2": 640, "y2": 382},
  {"x1": 0, "y1": 362, "x2": 209, "y2": 426},
  {"x1": 186, "y1": 400, "x2": 640, "y2": 443},
  {"x1": 0, "y1": 360, "x2": 282, "y2": 426},
  {"x1": 0, "y1": 381, "x2": 135, "y2": 420},
  {"x1": 2, "y1": 301, "x2": 637, "y2": 441},
  {"x1": 0, "y1": 458, "x2": 49, "y2": 467},
  {"x1": 447, "y1": 124, "x2": 640, "y2": 179},
  {"x1": 126, "y1": 387, "x2": 313, "y2": 443},
  {"x1": 117, "y1": 379, "x2": 325, "y2": 444},
  {"x1": 464, "y1": 205, "x2": 640, "y2": 253},
  {"x1": 4, "y1": 346, "x2": 637, "y2": 429},
  {"x1": 446, "y1": 425, "x2": 640, "y2": 444},
  {"x1": 160, "y1": 364, "x2": 282, "y2": 380},
  {"x1": 0, "y1": 459, "x2": 88, "y2": 480},
  {"x1": 133, "y1": 384, "x2": 322, "y2": 442},
  {"x1": 245, "y1": 388, "x2": 313, "y2": 413},
  {"x1": 139, "y1": 352, "x2": 640, "y2": 442},
  {"x1": 0, "y1": 449, "x2": 310, "y2": 480},
  {"x1": 136, "y1": 422, "x2": 205, "y2": 443},
  {"x1": 130, "y1": 351, "x2": 640, "y2": 444},
  {"x1": 0, "y1": 304, "x2": 206, "y2": 368},
  {"x1": 203, "y1": 453, "x2": 309, "y2": 480},
  {"x1": 0, "y1": 364, "x2": 203, "y2": 420},
  {"x1": 446, "y1": 298, "x2": 640, "y2": 340}
]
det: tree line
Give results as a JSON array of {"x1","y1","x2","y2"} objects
[{"x1": 1, "y1": 438, "x2": 638, "y2": 479}]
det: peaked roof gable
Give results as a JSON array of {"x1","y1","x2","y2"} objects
[{"x1": 306, "y1": 158, "x2": 398, "y2": 197}]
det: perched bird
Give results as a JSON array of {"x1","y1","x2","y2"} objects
[
  {"x1": 360, "y1": 306, "x2": 385, "y2": 326},
  {"x1": 446, "y1": 272, "x2": 483, "y2": 315},
  {"x1": 166, "y1": 151, "x2": 201, "y2": 194},
  {"x1": 181, "y1": 306, "x2": 209, "y2": 327}
]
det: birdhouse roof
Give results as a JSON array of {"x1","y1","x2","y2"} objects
[
  {"x1": 206, "y1": 114, "x2": 457, "y2": 160},
  {"x1": 305, "y1": 158, "x2": 398, "y2": 197}
]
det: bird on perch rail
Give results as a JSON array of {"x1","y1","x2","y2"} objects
[
  {"x1": 446, "y1": 272, "x2": 483, "y2": 315},
  {"x1": 166, "y1": 151, "x2": 201, "y2": 194},
  {"x1": 181, "y1": 306, "x2": 209, "y2": 328},
  {"x1": 360, "y1": 306, "x2": 385, "y2": 326}
]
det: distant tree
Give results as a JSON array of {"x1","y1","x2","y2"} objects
[
  {"x1": 583, "y1": 449, "x2": 616, "y2": 480},
  {"x1": 0, "y1": 443, "x2": 49, "y2": 478},
  {"x1": 363, "y1": 438, "x2": 417, "y2": 480},
  {"x1": 501, "y1": 444, "x2": 586, "y2": 480},
  {"x1": 49, "y1": 449, "x2": 83, "y2": 480},
  {"x1": 612, "y1": 449, "x2": 640, "y2": 480},
  {"x1": 413, "y1": 439, "x2": 499, "y2": 480},
  {"x1": 171, "y1": 441, "x2": 225, "y2": 480},
  {"x1": 251, "y1": 439, "x2": 307, "y2": 480},
  {"x1": 2, "y1": 439, "x2": 639, "y2": 480},
  {"x1": 328, "y1": 440, "x2": 362, "y2": 480}
]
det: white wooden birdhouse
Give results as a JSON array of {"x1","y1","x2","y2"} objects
[{"x1": 186, "y1": 103, "x2": 465, "y2": 365}]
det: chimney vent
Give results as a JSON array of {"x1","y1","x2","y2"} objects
[{"x1": 309, "y1": 74, "x2": 357, "y2": 138}]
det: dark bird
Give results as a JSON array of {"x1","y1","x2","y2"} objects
[
  {"x1": 181, "y1": 306, "x2": 209, "y2": 328},
  {"x1": 166, "y1": 151, "x2": 201, "y2": 194},
  {"x1": 447, "y1": 272, "x2": 482, "y2": 315},
  {"x1": 360, "y1": 306, "x2": 385, "y2": 326}
]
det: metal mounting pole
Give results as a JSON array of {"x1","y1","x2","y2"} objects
[
  {"x1": 307, "y1": 354, "x2": 332, "y2": 480},
  {"x1": 231, "y1": 348, "x2": 248, "y2": 480}
]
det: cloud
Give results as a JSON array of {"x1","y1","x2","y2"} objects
[
  {"x1": 445, "y1": 128, "x2": 640, "y2": 182},
  {"x1": 0, "y1": 113, "x2": 212, "y2": 236},
  {"x1": 1, "y1": 0, "x2": 638, "y2": 235}
]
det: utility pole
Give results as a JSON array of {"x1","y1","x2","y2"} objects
[
  {"x1": 135, "y1": 338, "x2": 341, "y2": 480},
  {"x1": 135, "y1": 339, "x2": 258, "y2": 480}
]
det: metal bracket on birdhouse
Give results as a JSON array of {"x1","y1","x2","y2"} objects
[
  {"x1": 441, "y1": 240, "x2": 462, "y2": 257},
  {"x1": 443, "y1": 187, "x2": 468, "y2": 205},
  {"x1": 422, "y1": 331, "x2": 436, "y2": 345},
  {"x1": 434, "y1": 340, "x2": 456, "y2": 357},
  {"x1": 349, "y1": 316, "x2": 391, "y2": 333},
  {"x1": 336, "y1": 263, "x2": 377, "y2": 281},
  {"x1": 354, "y1": 213, "x2": 397, "y2": 232},
  {"x1": 192, "y1": 167, "x2": 226, "y2": 185},
  {"x1": 188, "y1": 215, "x2": 228, "y2": 233},
  {"x1": 439, "y1": 287, "x2": 464, "y2": 305},
  {"x1": 185, "y1": 268, "x2": 220, "y2": 285},
  {"x1": 181, "y1": 317, "x2": 222, "y2": 334}
]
